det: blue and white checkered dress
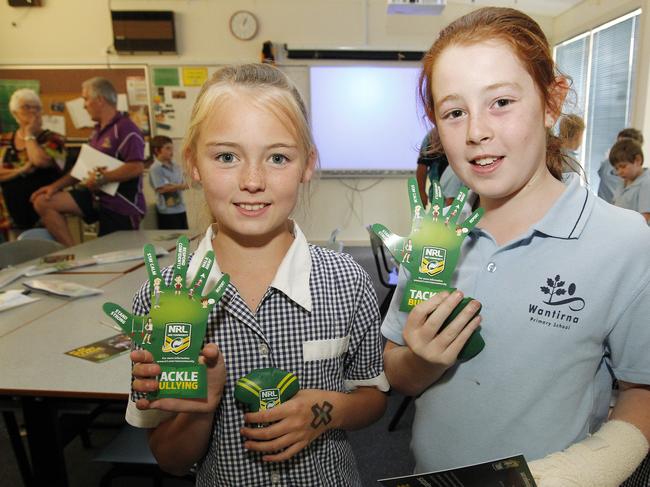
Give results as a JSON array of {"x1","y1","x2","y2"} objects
[{"x1": 130, "y1": 235, "x2": 387, "y2": 486}]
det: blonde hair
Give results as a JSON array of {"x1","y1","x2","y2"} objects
[
  {"x1": 181, "y1": 63, "x2": 316, "y2": 229},
  {"x1": 559, "y1": 114, "x2": 585, "y2": 143}
]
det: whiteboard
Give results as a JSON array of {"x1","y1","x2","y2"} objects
[{"x1": 310, "y1": 66, "x2": 429, "y2": 175}]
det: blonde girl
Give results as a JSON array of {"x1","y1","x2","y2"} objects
[{"x1": 127, "y1": 64, "x2": 388, "y2": 486}]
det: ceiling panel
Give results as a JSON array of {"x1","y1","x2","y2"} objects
[{"x1": 448, "y1": 0, "x2": 584, "y2": 17}]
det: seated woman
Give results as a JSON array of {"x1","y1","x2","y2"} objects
[{"x1": 0, "y1": 88, "x2": 66, "y2": 233}]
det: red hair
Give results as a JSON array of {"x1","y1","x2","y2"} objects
[{"x1": 419, "y1": 7, "x2": 566, "y2": 180}]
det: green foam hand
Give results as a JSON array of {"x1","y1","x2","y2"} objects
[
  {"x1": 371, "y1": 178, "x2": 485, "y2": 361},
  {"x1": 102, "y1": 236, "x2": 230, "y2": 399},
  {"x1": 234, "y1": 368, "x2": 300, "y2": 413}
]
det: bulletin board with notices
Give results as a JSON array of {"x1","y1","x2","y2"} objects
[
  {"x1": 149, "y1": 65, "x2": 310, "y2": 139},
  {"x1": 149, "y1": 66, "x2": 219, "y2": 139},
  {"x1": 0, "y1": 66, "x2": 150, "y2": 140}
]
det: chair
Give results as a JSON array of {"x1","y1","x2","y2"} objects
[
  {"x1": 94, "y1": 424, "x2": 195, "y2": 487},
  {"x1": 1, "y1": 398, "x2": 32, "y2": 487},
  {"x1": 366, "y1": 226, "x2": 414, "y2": 432},
  {"x1": 17, "y1": 228, "x2": 56, "y2": 241},
  {"x1": 0, "y1": 239, "x2": 64, "y2": 269},
  {"x1": 366, "y1": 226, "x2": 398, "y2": 318}
]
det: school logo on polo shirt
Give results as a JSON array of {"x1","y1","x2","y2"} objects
[
  {"x1": 528, "y1": 274, "x2": 585, "y2": 331},
  {"x1": 101, "y1": 137, "x2": 112, "y2": 150},
  {"x1": 162, "y1": 323, "x2": 191, "y2": 354},
  {"x1": 419, "y1": 246, "x2": 446, "y2": 277}
]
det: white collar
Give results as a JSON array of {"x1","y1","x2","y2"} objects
[{"x1": 187, "y1": 222, "x2": 312, "y2": 311}]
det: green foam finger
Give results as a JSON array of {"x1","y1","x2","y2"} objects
[
  {"x1": 188, "y1": 250, "x2": 215, "y2": 299},
  {"x1": 102, "y1": 302, "x2": 134, "y2": 335},
  {"x1": 102, "y1": 302, "x2": 154, "y2": 352},
  {"x1": 407, "y1": 177, "x2": 424, "y2": 211},
  {"x1": 428, "y1": 179, "x2": 444, "y2": 220},
  {"x1": 171, "y1": 236, "x2": 190, "y2": 290},
  {"x1": 204, "y1": 274, "x2": 230, "y2": 312},
  {"x1": 143, "y1": 243, "x2": 165, "y2": 298},
  {"x1": 371, "y1": 223, "x2": 405, "y2": 261},
  {"x1": 457, "y1": 207, "x2": 484, "y2": 237},
  {"x1": 444, "y1": 186, "x2": 469, "y2": 227},
  {"x1": 407, "y1": 178, "x2": 425, "y2": 228}
]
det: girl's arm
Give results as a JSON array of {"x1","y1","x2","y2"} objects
[
  {"x1": 610, "y1": 381, "x2": 650, "y2": 441},
  {"x1": 130, "y1": 343, "x2": 226, "y2": 475},
  {"x1": 529, "y1": 381, "x2": 650, "y2": 486},
  {"x1": 383, "y1": 290, "x2": 482, "y2": 396},
  {"x1": 155, "y1": 183, "x2": 189, "y2": 194},
  {"x1": 147, "y1": 411, "x2": 215, "y2": 476},
  {"x1": 240, "y1": 386, "x2": 386, "y2": 462}
]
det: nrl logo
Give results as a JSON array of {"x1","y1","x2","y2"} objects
[
  {"x1": 259, "y1": 388, "x2": 281, "y2": 410},
  {"x1": 419, "y1": 246, "x2": 446, "y2": 276},
  {"x1": 162, "y1": 323, "x2": 191, "y2": 354}
]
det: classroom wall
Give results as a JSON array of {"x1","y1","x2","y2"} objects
[{"x1": 2, "y1": 0, "x2": 646, "y2": 244}]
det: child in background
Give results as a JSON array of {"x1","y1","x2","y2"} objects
[
  {"x1": 149, "y1": 135, "x2": 189, "y2": 229},
  {"x1": 609, "y1": 138, "x2": 650, "y2": 223},
  {"x1": 598, "y1": 127, "x2": 644, "y2": 203},
  {"x1": 127, "y1": 64, "x2": 388, "y2": 486},
  {"x1": 558, "y1": 113, "x2": 585, "y2": 177},
  {"x1": 415, "y1": 127, "x2": 448, "y2": 207},
  {"x1": 382, "y1": 7, "x2": 650, "y2": 486}
]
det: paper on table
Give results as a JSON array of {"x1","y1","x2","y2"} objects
[
  {"x1": 65, "y1": 97, "x2": 94, "y2": 129},
  {"x1": 0, "y1": 266, "x2": 30, "y2": 289},
  {"x1": 0, "y1": 290, "x2": 41, "y2": 312},
  {"x1": 93, "y1": 246, "x2": 169, "y2": 265},
  {"x1": 70, "y1": 144, "x2": 123, "y2": 196},
  {"x1": 23, "y1": 258, "x2": 98, "y2": 277},
  {"x1": 22, "y1": 279, "x2": 103, "y2": 298}
]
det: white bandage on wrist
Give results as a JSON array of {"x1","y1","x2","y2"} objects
[{"x1": 529, "y1": 420, "x2": 649, "y2": 487}]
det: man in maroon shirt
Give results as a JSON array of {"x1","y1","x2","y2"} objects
[{"x1": 31, "y1": 77, "x2": 146, "y2": 246}]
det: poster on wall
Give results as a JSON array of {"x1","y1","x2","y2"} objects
[
  {"x1": 148, "y1": 65, "x2": 310, "y2": 140},
  {"x1": 150, "y1": 66, "x2": 219, "y2": 138}
]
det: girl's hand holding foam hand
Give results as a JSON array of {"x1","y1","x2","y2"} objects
[{"x1": 131, "y1": 343, "x2": 227, "y2": 414}]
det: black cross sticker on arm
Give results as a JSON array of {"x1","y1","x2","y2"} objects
[{"x1": 310, "y1": 401, "x2": 333, "y2": 429}]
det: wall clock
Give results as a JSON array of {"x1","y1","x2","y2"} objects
[{"x1": 229, "y1": 10, "x2": 258, "y2": 41}]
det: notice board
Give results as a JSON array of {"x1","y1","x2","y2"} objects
[{"x1": 0, "y1": 66, "x2": 150, "y2": 140}]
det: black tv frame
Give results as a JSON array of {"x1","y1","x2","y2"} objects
[{"x1": 111, "y1": 10, "x2": 177, "y2": 54}]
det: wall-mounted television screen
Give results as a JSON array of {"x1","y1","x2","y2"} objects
[
  {"x1": 111, "y1": 11, "x2": 176, "y2": 53},
  {"x1": 310, "y1": 66, "x2": 429, "y2": 176}
]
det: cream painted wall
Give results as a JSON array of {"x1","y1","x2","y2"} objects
[
  {"x1": 6, "y1": 0, "x2": 647, "y2": 244},
  {"x1": 0, "y1": 0, "x2": 554, "y2": 65}
]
